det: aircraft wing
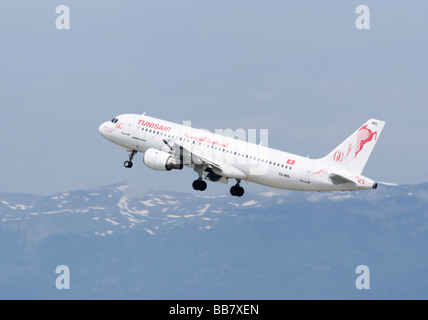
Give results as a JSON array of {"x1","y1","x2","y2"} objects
[{"x1": 162, "y1": 139, "x2": 247, "y2": 180}]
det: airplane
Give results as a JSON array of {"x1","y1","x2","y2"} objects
[{"x1": 99, "y1": 114, "x2": 385, "y2": 197}]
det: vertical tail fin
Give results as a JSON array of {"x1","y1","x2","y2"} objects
[{"x1": 319, "y1": 119, "x2": 385, "y2": 174}]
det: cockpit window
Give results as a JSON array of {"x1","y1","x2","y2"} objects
[{"x1": 111, "y1": 118, "x2": 119, "y2": 123}]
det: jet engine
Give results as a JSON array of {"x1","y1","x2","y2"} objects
[{"x1": 143, "y1": 148, "x2": 183, "y2": 171}]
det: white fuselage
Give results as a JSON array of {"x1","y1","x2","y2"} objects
[{"x1": 99, "y1": 114, "x2": 378, "y2": 192}]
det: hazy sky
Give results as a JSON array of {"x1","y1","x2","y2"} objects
[{"x1": 0, "y1": 1, "x2": 427, "y2": 195}]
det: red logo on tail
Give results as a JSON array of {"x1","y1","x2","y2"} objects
[{"x1": 355, "y1": 125, "x2": 377, "y2": 157}]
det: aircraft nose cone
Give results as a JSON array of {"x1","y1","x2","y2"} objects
[{"x1": 99, "y1": 123, "x2": 106, "y2": 136}]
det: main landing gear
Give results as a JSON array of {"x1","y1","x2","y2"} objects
[
  {"x1": 230, "y1": 180, "x2": 244, "y2": 197},
  {"x1": 192, "y1": 164, "x2": 207, "y2": 191},
  {"x1": 124, "y1": 150, "x2": 137, "y2": 168},
  {"x1": 192, "y1": 179, "x2": 207, "y2": 191},
  {"x1": 191, "y1": 165, "x2": 245, "y2": 196}
]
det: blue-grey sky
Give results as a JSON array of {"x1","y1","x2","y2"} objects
[{"x1": 0, "y1": 1, "x2": 427, "y2": 195}]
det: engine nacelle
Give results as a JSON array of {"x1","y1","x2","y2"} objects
[{"x1": 143, "y1": 148, "x2": 183, "y2": 171}]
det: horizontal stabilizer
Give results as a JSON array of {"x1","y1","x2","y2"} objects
[
  {"x1": 330, "y1": 172, "x2": 356, "y2": 185},
  {"x1": 330, "y1": 170, "x2": 377, "y2": 189}
]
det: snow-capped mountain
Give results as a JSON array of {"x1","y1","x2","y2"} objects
[
  {"x1": 0, "y1": 183, "x2": 284, "y2": 238},
  {"x1": 0, "y1": 183, "x2": 427, "y2": 299}
]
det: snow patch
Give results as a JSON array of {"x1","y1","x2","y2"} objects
[
  {"x1": 328, "y1": 194, "x2": 353, "y2": 201},
  {"x1": 2, "y1": 218, "x2": 22, "y2": 222},
  {"x1": 116, "y1": 185, "x2": 129, "y2": 192},
  {"x1": 105, "y1": 218, "x2": 119, "y2": 226},
  {"x1": 228, "y1": 202, "x2": 240, "y2": 207},
  {"x1": 167, "y1": 215, "x2": 181, "y2": 218},
  {"x1": 145, "y1": 228, "x2": 155, "y2": 235},
  {"x1": 258, "y1": 191, "x2": 277, "y2": 198},
  {"x1": 183, "y1": 204, "x2": 211, "y2": 218},
  {"x1": 241, "y1": 200, "x2": 258, "y2": 207},
  {"x1": 198, "y1": 204, "x2": 210, "y2": 214},
  {"x1": 140, "y1": 199, "x2": 157, "y2": 207},
  {"x1": 195, "y1": 195, "x2": 220, "y2": 199},
  {"x1": 43, "y1": 209, "x2": 74, "y2": 214},
  {"x1": 7, "y1": 204, "x2": 33, "y2": 210},
  {"x1": 306, "y1": 194, "x2": 322, "y2": 202},
  {"x1": 160, "y1": 194, "x2": 174, "y2": 199}
]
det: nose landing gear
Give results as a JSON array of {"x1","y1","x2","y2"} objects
[{"x1": 124, "y1": 150, "x2": 137, "y2": 168}]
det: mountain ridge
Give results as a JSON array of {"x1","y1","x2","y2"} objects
[{"x1": 0, "y1": 182, "x2": 427, "y2": 299}]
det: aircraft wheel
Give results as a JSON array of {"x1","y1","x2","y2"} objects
[
  {"x1": 230, "y1": 186, "x2": 238, "y2": 196},
  {"x1": 124, "y1": 161, "x2": 133, "y2": 168},
  {"x1": 199, "y1": 181, "x2": 207, "y2": 191},
  {"x1": 237, "y1": 187, "x2": 244, "y2": 197},
  {"x1": 193, "y1": 179, "x2": 207, "y2": 191},
  {"x1": 230, "y1": 186, "x2": 244, "y2": 197},
  {"x1": 192, "y1": 180, "x2": 199, "y2": 190}
]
